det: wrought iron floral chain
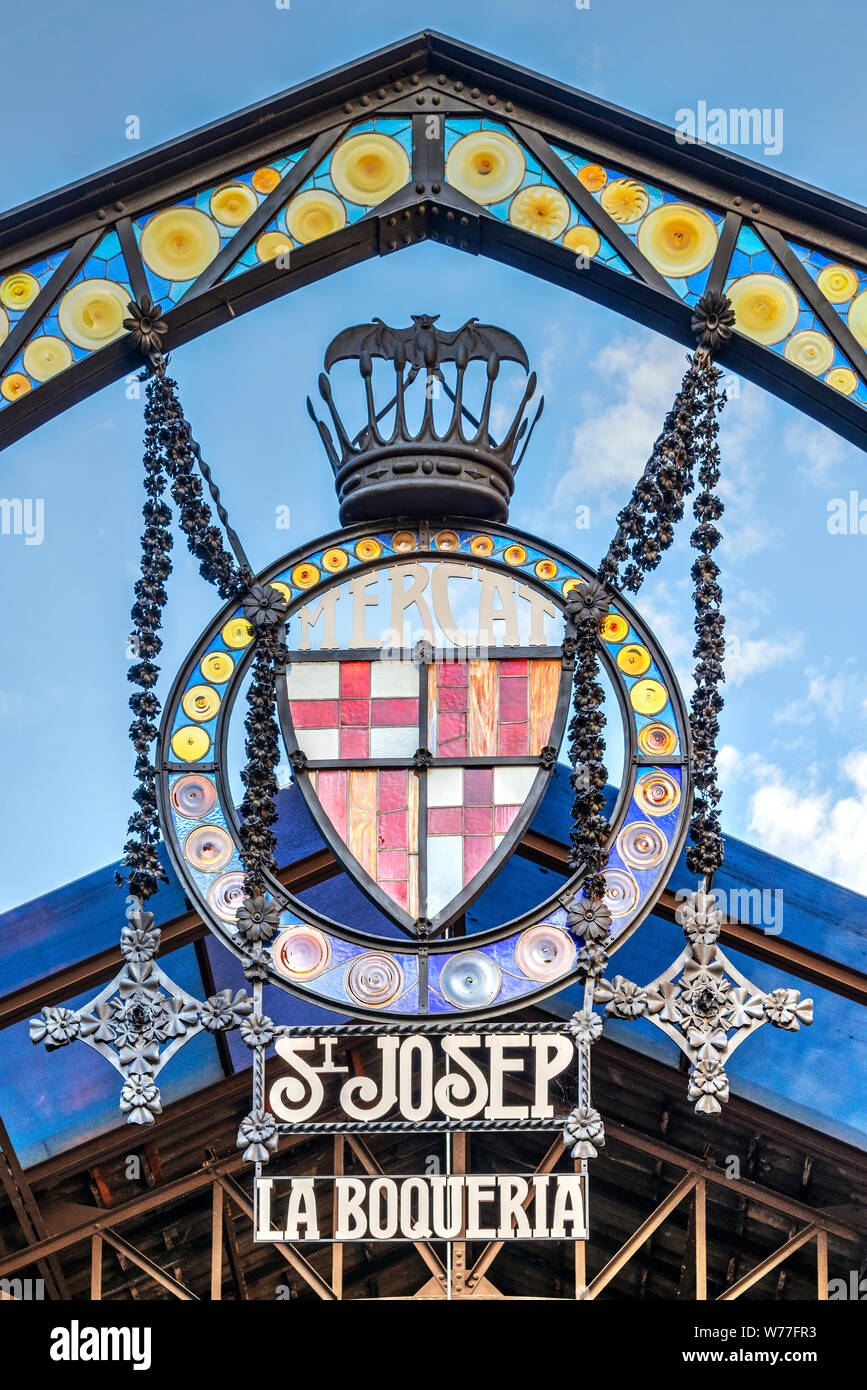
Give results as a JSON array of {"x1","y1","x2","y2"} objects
[
  {"x1": 686, "y1": 351, "x2": 726, "y2": 880},
  {"x1": 597, "y1": 289, "x2": 733, "y2": 886},
  {"x1": 119, "y1": 298, "x2": 286, "y2": 917},
  {"x1": 116, "y1": 362, "x2": 173, "y2": 902},
  {"x1": 561, "y1": 580, "x2": 615, "y2": 982}
]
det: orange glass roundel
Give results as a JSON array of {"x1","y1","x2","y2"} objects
[
  {"x1": 356, "y1": 537, "x2": 382, "y2": 560},
  {"x1": 470, "y1": 534, "x2": 494, "y2": 557},
  {"x1": 391, "y1": 531, "x2": 416, "y2": 552},
  {"x1": 600, "y1": 613, "x2": 629, "y2": 643},
  {"x1": 322, "y1": 547, "x2": 349, "y2": 571},
  {"x1": 534, "y1": 558, "x2": 558, "y2": 580},
  {"x1": 252, "y1": 166, "x2": 281, "y2": 194},
  {"x1": 638, "y1": 721, "x2": 677, "y2": 756},
  {"x1": 635, "y1": 770, "x2": 681, "y2": 817},
  {"x1": 291, "y1": 562, "x2": 320, "y2": 589},
  {"x1": 504, "y1": 544, "x2": 527, "y2": 566},
  {"x1": 435, "y1": 530, "x2": 460, "y2": 551}
]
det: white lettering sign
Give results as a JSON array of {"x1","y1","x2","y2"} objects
[
  {"x1": 267, "y1": 1031, "x2": 576, "y2": 1128},
  {"x1": 255, "y1": 1172, "x2": 588, "y2": 1242}
]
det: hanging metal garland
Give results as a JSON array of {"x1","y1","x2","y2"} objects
[
  {"x1": 31, "y1": 289, "x2": 812, "y2": 1144},
  {"x1": 117, "y1": 298, "x2": 288, "y2": 920}
]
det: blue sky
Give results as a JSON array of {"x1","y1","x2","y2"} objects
[{"x1": 2, "y1": 0, "x2": 867, "y2": 912}]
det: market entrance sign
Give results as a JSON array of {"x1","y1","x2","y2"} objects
[
  {"x1": 268, "y1": 1027, "x2": 576, "y2": 1128},
  {"x1": 255, "y1": 1171, "x2": 588, "y2": 1243}
]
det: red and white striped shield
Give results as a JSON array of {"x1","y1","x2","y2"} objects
[{"x1": 283, "y1": 652, "x2": 566, "y2": 932}]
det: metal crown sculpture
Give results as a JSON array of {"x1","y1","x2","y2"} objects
[{"x1": 307, "y1": 315, "x2": 544, "y2": 524}]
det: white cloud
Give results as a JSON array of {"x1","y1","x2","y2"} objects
[
  {"x1": 774, "y1": 664, "x2": 864, "y2": 726},
  {"x1": 546, "y1": 335, "x2": 779, "y2": 563},
  {"x1": 782, "y1": 417, "x2": 849, "y2": 481},
  {"x1": 719, "y1": 743, "x2": 867, "y2": 893},
  {"x1": 725, "y1": 632, "x2": 804, "y2": 687},
  {"x1": 552, "y1": 336, "x2": 687, "y2": 512}
]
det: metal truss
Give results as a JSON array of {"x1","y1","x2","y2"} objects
[
  {"x1": 2, "y1": 32, "x2": 867, "y2": 454},
  {"x1": 0, "y1": 1086, "x2": 855, "y2": 1300}
]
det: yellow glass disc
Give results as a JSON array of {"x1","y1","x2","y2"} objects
[
  {"x1": 562, "y1": 225, "x2": 601, "y2": 259},
  {"x1": 470, "y1": 534, "x2": 494, "y2": 556},
  {"x1": 600, "y1": 612, "x2": 628, "y2": 643},
  {"x1": 391, "y1": 531, "x2": 416, "y2": 552},
  {"x1": 252, "y1": 167, "x2": 281, "y2": 194},
  {"x1": 286, "y1": 189, "x2": 346, "y2": 244},
  {"x1": 57, "y1": 279, "x2": 129, "y2": 350},
  {"x1": 209, "y1": 182, "x2": 258, "y2": 227},
  {"x1": 268, "y1": 581, "x2": 292, "y2": 604},
  {"x1": 445, "y1": 129, "x2": 526, "y2": 206},
  {"x1": 600, "y1": 178, "x2": 649, "y2": 224},
  {"x1": 509, "y1": 185, "x2": 570, "y2": 240},
  {"x1": 171, "y1": 725, "x2": 211, "y2": 761},
  {"x1": 183, "y1": 690, "x2": 218, "y2": 723},
  {"x1": 256, "y1": 231, "x2": 293, "y2": 262},
  {"x1": 638, "y1": 721, "x2": 678, "y2": 755},
  {"x1": 817, "y1": 263, "x2": 858, "y2": 304},
  {"x1": 0, "y1": 307, "x2": 8, "y2": 347},
  {"x1": 222, "y1": 617, "x2": 254, "y2": 649},
  {"x1": 22, "y1": 334, "x2": 73, "y2": 382},
  {"x1": 577, "y1": 164, "x2": 607, "y2": 192},
  {"x1": 330, "y1": 133, "x2": 410, "y2": 206},
  {"x1": 504, "y1": 544, "x2": 528, "y2": 565},
  {"x1": 783, "y1": 330, "x2": 834, "y2": 375},
  {"x1": 356, "y1": 537, "x2": 382, "y2": 560},
  {"x1": 636, "y1": 203, "x2": 717, "y2": 278},
  {"x1": 182, "y1": 684, "x2": 221, "y2": 722},
  {"x1": 291, "y1": 562, "x2": 320, "y2": 589},
  {"x1": 435, "y1": 530, "x2": 459, "y2": 551},
  {"x1": 1, "y1": 271, "x2": 39, "y2": 312},
  {"x1": 200, "y1": 651, "x2": 234, "y2": 683},
  {"x1": 534, "y1": 558, "x2": 558, "y2": 579},
  {"x1": 847, "y1": 289, "x2": 867, "y2": 350},
  {"x1": 140, "y1": 207, "x2": 221, "y2": 282},
  {"x1": 727, "y1": 273, "x2": 800, "y2": 346},
  {"x1": 825, "y1": 366, "x2": 857, "y2": 395},
  {"x1": 322, "y1": 547, "x2": 349, "y2": 571},
  {"x1": 1, "y1": 373, "x2": 30, "y2": 401},
  {"x1": 562, "y1": 576, "x2": 583, "y2": 597},
  {"x1": 630, "y1": 678, "x2": 668, "y2": 715},
  {"x1": 617, "y1": 643, "x2": 651, "y2": 676}
]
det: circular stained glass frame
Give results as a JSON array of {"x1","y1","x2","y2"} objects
[{"x1": 159, "y1": 519, "x2": 691, "y2": 1020}]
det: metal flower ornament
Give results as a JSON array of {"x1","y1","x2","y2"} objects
[{"x1": 30, "y1": 291, "x2": 811, "y2": 1185}]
